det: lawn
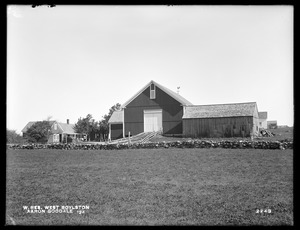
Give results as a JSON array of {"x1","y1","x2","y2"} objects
[{"x1": 6, "y1": 148, "x2": 293, "y2": 225}]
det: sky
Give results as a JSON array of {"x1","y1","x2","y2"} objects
[{"x1": 7, "y1": 5, "x2": 293, "y2": 134}]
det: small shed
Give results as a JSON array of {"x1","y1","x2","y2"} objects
[
  {"x1": 267, "y1": 120, "x2": 277, "y2": 129},
  {"x1": 108, "y1": 110, "x2": 124, "y2": 140},
  {"x1": 182, "y1": 102, "x2": 259, "y2": 138},
  {"x1": 258, "y1": 112, "x2": 268, "y2": 130}
]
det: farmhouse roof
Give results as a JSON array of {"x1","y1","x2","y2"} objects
[
  {"x1": 182, "y1": 102, "x2": 258, "y2": 119},
  {"x1": 121, "y1": 80, "x2": 193, "y2": 108},
  {"x1": 108, "y1": 110, "x2": 123, "y2": 124},
  {"x1": 258, "y1": 112, "x2": 268, "y2": 119},
  {"x1": 21, "y1": 120, "x2": 56, "y2": 133},
  {"x1": 57, "y1": 122, "x2": 77, "y2": 134}
]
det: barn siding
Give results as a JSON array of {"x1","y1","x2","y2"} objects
[
  {"x1": 183, "y1": 116, "x2": 254, "y2": 138},
  {"x1": 111, "y1": 124, "x2": 123, "y2": 140},
  {"x1": 124, "y1": 86, "x2": 183, "y2": 136}
]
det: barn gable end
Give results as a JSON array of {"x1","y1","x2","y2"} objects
[
  {"x1": 123, "y1": 81, "x2": 192, "y2": 136},
  {"x1": 108, "y1": 80, "x2": 193, "y2": 138}
]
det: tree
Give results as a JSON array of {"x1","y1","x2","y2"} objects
[
  {"x1": 7, "y1": 129, "x2": 25, "y2": 144},
  {"x1": 25, "y1": 121, "x2": 52, "y2": 143},
  {"x1": 74, "y1": 114, "x2": 98, "y2": 141}
]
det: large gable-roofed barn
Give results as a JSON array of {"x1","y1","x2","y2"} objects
[{"x1": 108, "y1": 80, "x2": 192, "y2": 140}]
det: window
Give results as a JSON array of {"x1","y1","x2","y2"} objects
[
  {"x1": 150, "y1": 84, "x2": 156, "y2": 99},
  {"x1": 54, "y1": 123, "x2": 57, "y2": 130},
  {"x1": 259, "y1": 122, "x2": 262, "y2": 126}
]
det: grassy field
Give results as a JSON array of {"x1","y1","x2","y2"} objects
[{"x1": 6, "y1": 148, "x2": 293, "y2": 225}]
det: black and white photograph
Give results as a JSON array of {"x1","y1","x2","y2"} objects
[{"x1": 6, "y1": 5, "x2": 293, "y2": 225}]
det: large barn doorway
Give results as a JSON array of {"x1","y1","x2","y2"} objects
[{"x1": 144, "y1": 109, "x2": 163, "y2": 133}]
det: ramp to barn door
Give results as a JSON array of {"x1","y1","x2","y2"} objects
[{"x1": 109, "y1": 132, "x2": 158, "y2": 145}]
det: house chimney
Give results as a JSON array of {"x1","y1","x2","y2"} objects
[{"x1": 67, "y1": 119, "x2": 69, "y2": 124}]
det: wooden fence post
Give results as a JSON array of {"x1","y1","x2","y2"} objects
[{"x1": 128, "y1": 131, "x2": 131, "y2": 146}]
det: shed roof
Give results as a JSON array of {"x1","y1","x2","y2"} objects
[
  {"x1": 258, "y1": 112, "x2": 268, "y2": 119},
  {"x1": 183, "y1": 102, "x2": 257, "y2": 119},
  {"x1": 108, "y1": 110, "x2": 124, "y2": 124},
  {"x1": 121, "y1": 80, "x2": 193, "y2": 108}
]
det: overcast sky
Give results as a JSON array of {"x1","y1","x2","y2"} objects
[{"x1": 7, "y1": 5, "x2": 293, "y2": 133}]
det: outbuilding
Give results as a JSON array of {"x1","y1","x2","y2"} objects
[{"x1": 182, "y1": 102, "x2": 260, "y2": 138}]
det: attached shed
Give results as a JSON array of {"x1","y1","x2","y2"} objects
[
  {"x1": 182, "y1": 102, "x2": 259, "y2": 138},
  {"x1": 108, "y1": 110, "x2": 124, "y2": 140}
]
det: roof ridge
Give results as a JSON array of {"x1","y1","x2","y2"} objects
[
  {"x1": 151, "y1": 80, "x2": 193, "y2": 105},
  {"x1": 186, "y1": 102, "x2": 257, "y2": 107}
]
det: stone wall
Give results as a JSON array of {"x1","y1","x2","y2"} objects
[{"x1": 7, "y1": 139, "x2": 293, "y2": 150}]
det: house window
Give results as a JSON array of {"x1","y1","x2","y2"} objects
[
  {"x1": 150, "y1": 84, "x2": 156, "y2": 99},
  {"x1": 259, "y1": 122, "x2": 262, "y2": 126},
  {"x1": 54, "y1": 123, "x2": 57, "y2": 130}
]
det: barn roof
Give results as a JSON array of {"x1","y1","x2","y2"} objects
[
  {"x1": 183, "y1": 102, "x2": 258, "y2": 119},
  {"x1": 108, "y1": 110, "x2": 124, "y2": 124},
  {"x1": 258, "y1": 112, "x2": 268, "y2": 119},
  {"x1": 121, "y1": 80, "x2": 193, "y2": 108}
]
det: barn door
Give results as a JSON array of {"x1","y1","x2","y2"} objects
[{"x1": 144, "y1": 110, "x2": 162, "y2": 132}]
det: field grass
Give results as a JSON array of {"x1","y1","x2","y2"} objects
[{"x1": 6, "y1": 148, "x2": 293, "y2": 225}]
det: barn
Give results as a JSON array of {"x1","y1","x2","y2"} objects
[
  {"x1": 182, "y1": 102, "x2": 260, "y2": 138},
  {"x1": 108, "y1": 80, "x2": 260, "y2": 140},
  {"x1": 108, "y1": 80, "x2": 192, "y2": 140}
]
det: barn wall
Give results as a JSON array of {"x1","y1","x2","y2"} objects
[
  {"x1": 111, "y1": 124, "x2": 123, "y2": 140},
  {"x1": 183, "y1": 116, "x2": 254, "y2": 138},
  {"x1": 252, "y1": 105, "x2": 260, "y2": 135},
  {"x1": 124, "y1": 86, "x2": 183, "y2": 136},
  {"x1": 253, "y1": 116, "x2": 260, "y2": 135}
]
